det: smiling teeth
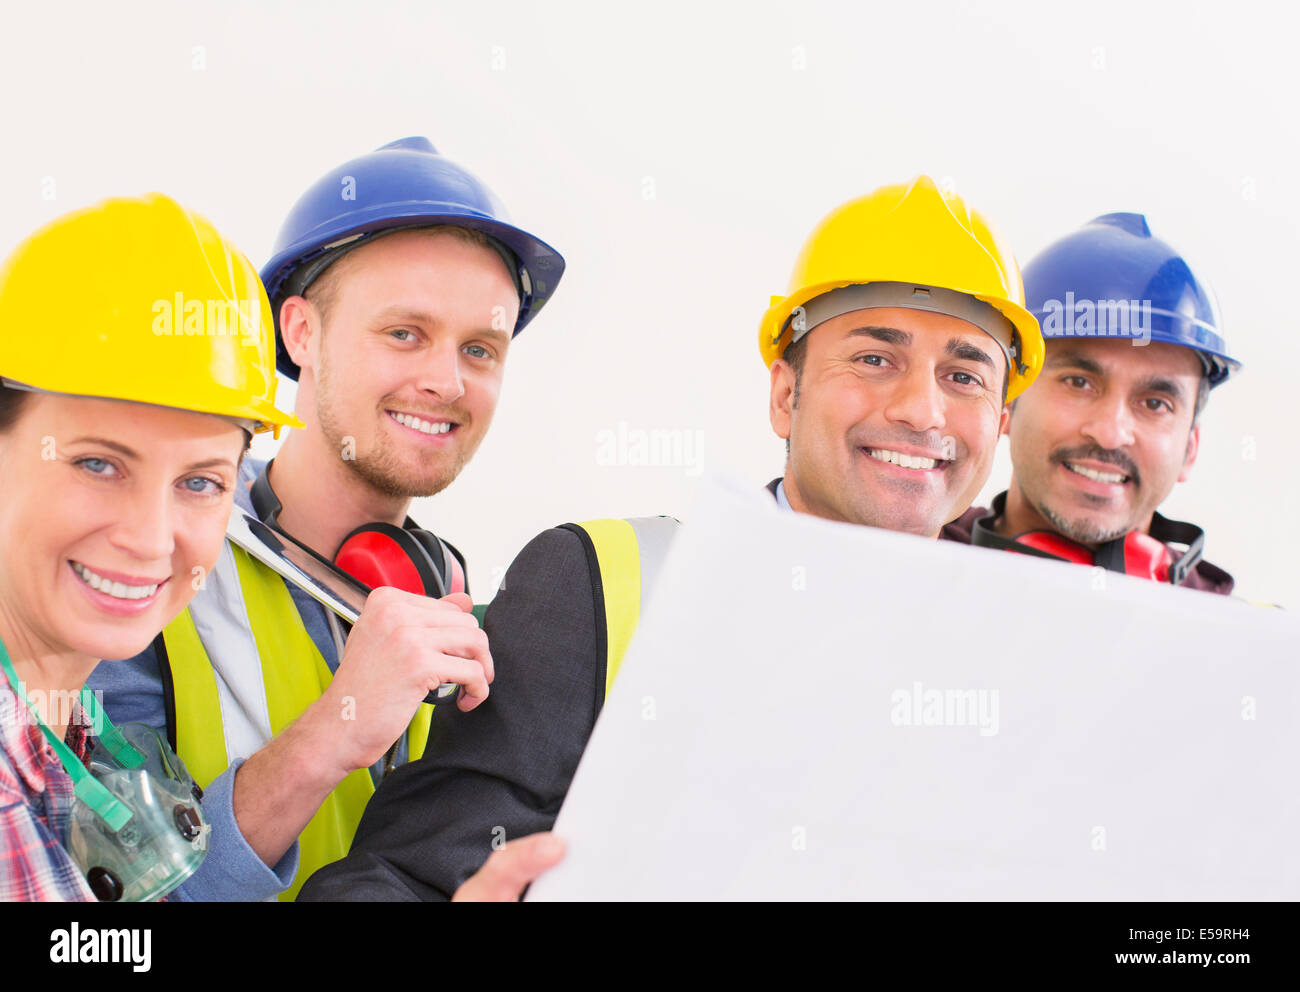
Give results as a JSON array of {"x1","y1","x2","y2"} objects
[
  {"x1": 868, "y1": 448, "x2": 940, "y2": 470},
  {"x1": 1066, "y1": 462, "x2": 1128, "y2": 484},
  {"x1": 390, "y1": 412, "x2": 452, "y2": 435},
  {"x1": 72, "y1": 563, "x2": 159, "y2": 600}
]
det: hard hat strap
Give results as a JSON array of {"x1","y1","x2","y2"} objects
[{"x1": 787, "y1": 282, "x2": 1019, "y2": 374}]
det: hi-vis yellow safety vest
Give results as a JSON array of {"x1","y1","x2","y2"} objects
[
  {"x1": 560, "y1": 516, "x2": 680, "y2": 700},
  {"x1": 157, "y1": 538, "x2": 434, "y2": 902}
]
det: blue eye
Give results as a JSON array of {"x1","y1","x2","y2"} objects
[
  {"x1": 464, "y1": 344, "x2": 490, "y2": 359},
  {"x1": 390, "y1": 329, "x2": 415, "y2": 342},
  {"x1": 181, "y1": 476, "x2": 226, "y2": 496},
  {"x1": 75, "y1": 457, "x2": 115, "y2": 476}
]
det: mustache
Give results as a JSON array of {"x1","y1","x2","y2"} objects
[
  {"x1": 1050, "y1": 444, "x2": 1140, "y2": 486},
  {"x1": 854, "y1": 428, "x2": 962, "y2": 461}
]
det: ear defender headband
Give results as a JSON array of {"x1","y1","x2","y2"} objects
[
  {"x1": 250, "y1": 461, "x2": 467, "y2": 601},
  {"x1": 970, "y1": 493, "x2": 1206, "y2": 586}
]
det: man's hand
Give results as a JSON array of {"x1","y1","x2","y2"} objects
[
  {"x1": 232, "y1": 588, "x2": 492, "y2": 869},
  {"x1": 312, "y1": 586, "x2": 493, "y2": 775},
  {"x1": 452, "y1": 833, "x2": 566, "y2": 902}
]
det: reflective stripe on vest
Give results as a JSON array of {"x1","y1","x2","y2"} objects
[
  {"x1": 570, "y1": 517, "x2": 679, "y2": 700},
  {"x1": 162, "y1": 538, "x2": 434, "y2": 901}
]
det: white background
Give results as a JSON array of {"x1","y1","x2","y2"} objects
[{"x1": 3, "y1": 0, "x2": 1296, "y2": 606}]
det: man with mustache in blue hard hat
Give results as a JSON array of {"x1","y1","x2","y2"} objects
[{"x1": 943, "y1": 214, "x2": 1237, "y2": 594}]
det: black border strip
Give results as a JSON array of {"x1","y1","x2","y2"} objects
[{"x1": 558, "y1": 523, "x2": 608, "y2": 712}]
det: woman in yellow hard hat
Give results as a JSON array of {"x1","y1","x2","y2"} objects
[
  {"x1": 0, "y1": 193, "x2": 301, "y2": 901},
  {"x1": 0, "y1": 194, "x2": 562, "y2": 901}
]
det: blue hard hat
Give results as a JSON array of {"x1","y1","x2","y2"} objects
[
  {"x1": 261, "y1": 136, "x2": 565, "y2": 380},
  {"x1": 1022, "y1": 213, "x2": 1240, "y2": 387}
]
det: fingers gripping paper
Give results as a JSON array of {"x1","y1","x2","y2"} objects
[{"x1": 527, "y1": 476, "x2": 1299, "y2": 900}]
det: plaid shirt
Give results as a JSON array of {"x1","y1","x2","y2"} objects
[{"x1": 0, "y1": 679, "x2": 96, "y2": 901}]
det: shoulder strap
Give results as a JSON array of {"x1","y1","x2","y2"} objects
[
  {"x1": 82, "y1": 689, "x2": 144, "y2": 770},
  {"x1": 0, "y1": 642, "x2": 134, "y2": 831}
]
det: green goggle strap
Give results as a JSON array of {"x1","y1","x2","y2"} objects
[
  {"x1": 0, "y1": 639, "x2": 134, "y2": 832},
  {"x1": 77, "y1": 687, "x2": 144, "y2": 769}
]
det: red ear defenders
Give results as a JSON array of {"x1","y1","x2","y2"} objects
[
  {"x1": 970, "y1": 492, "x2": 1204, "y2": 586},
  {"x1": 1009, "y1": 528, "x2": 1174, "y2": 583},
  {"x1": 333, "y1": 522, "x2": 467, "y2": 598},
  {"x1": 251, "y1": 461, "x2": 468, "y2": 600}
]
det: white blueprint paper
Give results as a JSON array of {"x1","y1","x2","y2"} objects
[{"x1": 527, "y1": 475, "x2": 1299, "y2": 900}]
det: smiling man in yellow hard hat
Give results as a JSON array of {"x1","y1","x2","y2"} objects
[
  {"x1": 299, "y1": 175, "x2": 1044, "y2": 901},
  {"x1": 762, "y1": 176, "x2": 1041, "y2": 538}
]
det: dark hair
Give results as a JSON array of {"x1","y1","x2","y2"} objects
[
  {"x1": 780, "y1": 335, "x2": 809, "y2": 457},
  {"x1": 0, "y1": 383, "x2": 30, "y2": 433},
  {"x1": 1193, "y1": 374, "x2": 1210, "y2": 426},
  {"x1": 783, "y1": 334, "x2": 809, "y2": 398}
]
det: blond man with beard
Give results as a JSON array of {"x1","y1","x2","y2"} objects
[{"x1": 87, "y1": 138, "x2": 565, "y2": 900}]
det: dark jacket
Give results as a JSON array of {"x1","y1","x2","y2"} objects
[
  {"x1": 298, "y1": 524, "x2": 605, "y2": 900},
  {"x1": 941, "y1": 491, "x2": 1235, "y2": 596}
]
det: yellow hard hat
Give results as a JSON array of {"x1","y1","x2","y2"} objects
[
  {"x1": 759, "y1": 175, "x2": 1044, "y2": 402},
  {"x1": 0, "y1": 194, "x2": 301, "y2": 437}
]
